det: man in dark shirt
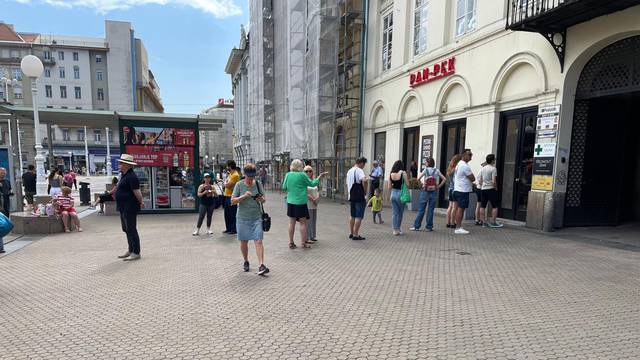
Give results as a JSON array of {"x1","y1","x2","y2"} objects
[
  {"x1": 115, "y1": 154, "x2": 144, "y2": 261},
  {"x1": 0, "y1": 167, "x2": 12, "y2": 216},
  {"x1": 22, "y1": 165, "x2": 37, "y2": 212}
]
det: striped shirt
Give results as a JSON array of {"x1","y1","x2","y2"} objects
[{"x1": 54, "y1": 194, "x2": 74, "y2": 209}]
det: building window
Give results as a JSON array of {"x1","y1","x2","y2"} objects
[
  {"x1": 44, "y1": 68, "x2": 51, "y2": 78},
  {"x1": 73, "y1": 66, "x2": 80, "y2": 79},
  {"x1": 44, "y1": 51, "x2": 51, "y2": 60},
  {"x1": 455, "y1": 0, "x2": 476, "y2": 36},
  {"x1": 59, "y1": 67, "x2": 65, "y2": 79},
  {"x1": 381, "y1": 12, "x2": 393, "y2": 72},
  {"x1": 0, "y1": 90, "x2": 3, "y2": 100},
  {"x1": 75, "y1": 107, "x2": 82, "y2": 110},
  {"x1": 96, "y1": 71, "x2": 103, "y2": 81},
  {"x1": 374, "y1": 132, "x2": 386, "y2": 163},
  {"x1": 10, "y1": 49, "x2": 19, "y2": 58},
  {"x1": 60, "y1": 86, "x2": 67, "y2": 99},
  {"x1": 94, "y1": 130, "x2": 102, "y2": 142},
  {"x1": 12, "y1": 68, "x2": 22, "y2": 80},
  {"x1": 62, "y1": 129, "x2": 70, "y2": 141},
  {"x1": 97, "y1": 88, "x2": 104, "y2": 101},
  {"x1": 13, "y1": 87, "x2": 22, "y2": 99},
  {"x1": 73, "y1": 52, "x2": 79, "y2": 61},
  {"x1": 45, "y1": 85, "x2": 52, "y2": 98},
  {"x1": 413, "y1": 0, "x2": 428, "y2": 56},
  {"x1": 58, "y1": 51, "x2": 64, "y2": 60},
  {"x1": 61, "y1": 106, "x2": 68, "y2": 109},
  {"x1": 96, "y1": 54, "x2": 102, "y2": 63},
  {"x1": 74, "y1": 86, "x2": 81, "y2": 99},
  {"x1": 77, "y1": 128, "x2": 85, "y2": 141}
]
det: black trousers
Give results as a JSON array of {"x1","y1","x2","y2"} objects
[
  {"x1": 223, "y1": 196, "x2": 237, "y2": 233},
  {"x1": 196, "y1": 204, "x2": 215, "y2": 228},
  {"x1": 369, "y1": 178, "x2": 380, "y2": 197},
  {"x1": 120, "y1": 211, "x2": 141, "y2": 255},
  {"x1": 1, "y1": 195, "x2": 10, "y2": 216}
]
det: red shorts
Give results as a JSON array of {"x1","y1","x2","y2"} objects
[{"x1": 57, "y1": 207, "x2": 77, "y2": 215}]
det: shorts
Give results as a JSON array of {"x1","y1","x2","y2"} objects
[
  {"x1": 24, "y1": 191, "x2": 36, "y2": 205},
  {"x1": 480, "y1": 189, "x2": 499, "y2": 208},
  {"x1": 448, "y1": 189, "x2": 455, "y2": 202},
  {"x1": 287, "y1": 203, "x2": 310, "y2": 221},
  {"x1": 453, "y1": 191, "x2": 470, "y2": 209},
  {"x1": 57, "y1": 207, "x2": 77, "y2": 215},
  {"x1": 236, "y1": 218, "x2": 263, "y2": 241},
  {"x1": 350, "y1": 201, "x2": 366, "y2": 219}
]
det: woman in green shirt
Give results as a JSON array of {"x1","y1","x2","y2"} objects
[{"x1": 282, "y1": 159, "x2": 328, "y2": 249}]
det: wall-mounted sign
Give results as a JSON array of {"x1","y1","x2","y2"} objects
[
  {"x1": 536, "y1": 105, "x2": 560, "y2": 131},
  {"x1": 409, "y1": 57, "x2": 455, "y2": 88},
  {"x1": 534, "y1": 143, "x2": 556, "y2": 158},
  {"x1": 533, "y1": 157, "x2": 555, "y2": 176},
  {"x1": 420, "y1": 135, "x2": 434, "y2": 167},
  {"x1": 532, "y1": 175, "x2": 553, "y2": 191}
]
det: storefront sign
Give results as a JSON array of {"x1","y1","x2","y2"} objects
[
  {"x1": 409, "y1": 57, "x2": 455, "y2": 88},
  {"x1": 533, "y1": 157, "x2": 554, "y2": 176},
  {"x1": 536, "y1": 129, "x2": 557, "y2": 143},
  {"x1": 420, "y1": 135, "x2": 434, "y2": 167},
  {"x1": 122, "y1": 126, "x2": 195, "y2": 146},
  {"x1": 532, "y1": 175, "x2": 553, "y2": 191},
  {"x1": 536, "y1": 105, "x2": 560, "y2": 131},
  {"x1": 125, "y1": 145, "x2": 194, "y2": 167},
  {"x1": 534, "y1": 143, "x2": 556, "y2": 158}
]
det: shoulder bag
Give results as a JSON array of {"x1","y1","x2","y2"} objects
[
  {"x1": 255, "y1": 181, "x2": 271, "y2": 232},
  {"x1": 400, "y1": 172, "x2": 412, "y2": 204}
]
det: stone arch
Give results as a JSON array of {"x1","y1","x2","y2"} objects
[
  {"x1": 369, "y1": 100, "x2": 388, "y2": 128},
  {"x1": 397, "y1": 90, "x2": 424, "y2": 122},
  {"x1": 490, "y1": 52, "x2": 547, "y2": 102},
  {"x1": 435, "y1": 75, "x2": 472, "y2": 114}
]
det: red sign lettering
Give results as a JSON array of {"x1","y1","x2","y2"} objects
[{"x1": 409, "y1": 56, "x2": 456, "y2": 88}]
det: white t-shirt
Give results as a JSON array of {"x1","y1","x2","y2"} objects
[
  {"x1": 346, "y1": 166, "x2": 366, "y2": 201},
  {"x1": 454, "y1": 160, "x2": 473, "y2": 193},
  {"x1": 480, "y1": 164, "x2": 497, "y2": 190}
]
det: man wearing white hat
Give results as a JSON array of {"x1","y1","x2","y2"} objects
[{"x1": 115, "y1": 154, "x2": 144, "y2": 261}]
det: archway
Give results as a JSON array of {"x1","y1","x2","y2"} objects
[{"x1": 564, "y1": 35, "x2": 640, "y2": 226}]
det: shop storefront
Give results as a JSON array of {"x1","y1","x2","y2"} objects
[{"x1": 120, "y1": 121, "x2": 199, "y2": 212}]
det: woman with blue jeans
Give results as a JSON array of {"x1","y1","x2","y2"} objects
[
  {"x1": 387, "y1": 160, "x2": 409, "y2": 236},
  {"x1": 411, "y1": 157, "x2": 447, "y2": 231}
]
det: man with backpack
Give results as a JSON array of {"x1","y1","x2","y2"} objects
[{"x1": 410, "y1": 157, "x2": 447, "y2": 231}]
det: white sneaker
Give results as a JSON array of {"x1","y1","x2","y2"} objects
[
  {"x1": 207, "y1": 228, "x2": 213, "y2": 235},
  {"x1": 409, "y1": 227, "x2": 420, "y2": 231},
  {"x1": 392, "y1": 230, "x2": 399, "y2": 236},
  {"x1": 454, "y1": 228, "x2": 470, "y2": 235},
  {"x1": 192, "y1": 229, "x2": 199, "y2": 236}
]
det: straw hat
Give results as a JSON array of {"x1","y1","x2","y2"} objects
[{"x1": 117, "y1": 154, "x2": 137, "y2": 165}]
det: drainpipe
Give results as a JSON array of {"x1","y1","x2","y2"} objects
[{"x1": 357, "y1": 0, "x2": 369, "y2": 157}]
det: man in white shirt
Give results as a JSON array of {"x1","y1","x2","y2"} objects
[
  {"x1": 479, "y1": 154, "x2": 503, "y2": 228},
  {"x1": 346, "y1": 157, "x2": 368, "y2": 240},
  {"x1": 453, "y1": 149, "x2": 475, "y2": 234}
]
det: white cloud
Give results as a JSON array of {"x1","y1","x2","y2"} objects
[{"x1": 13, "y1": 0, "x2": 242, "y2": 18}]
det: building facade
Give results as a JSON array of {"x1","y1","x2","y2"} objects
[
  {"x1": 363, "y1": 0, "x2": 640, "y2": 229},
  {"x1": 0, "y1": 20, "x2": 162, "y2": 173},
  {"x1": 199, "y1": 101, "x2": 234, "y2": 173}
]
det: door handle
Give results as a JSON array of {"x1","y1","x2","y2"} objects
[{"x1": 515, "y1": 178, "x2": 520, "y2": 182}]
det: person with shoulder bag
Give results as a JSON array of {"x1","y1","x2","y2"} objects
[
  {"x1": 388, "y1": 160, "x2": 410, "y2": 236},
  {"x1": 411, "y1": 157, "x2": 447, "y2": 232}
]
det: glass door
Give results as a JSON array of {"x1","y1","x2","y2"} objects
[
  {"x1": 439, "y1": 119, "x2": 466, "y2": 207},
  {"x1": 498, "y1": 109, "x2": 536, "y2": 221},
  {"x1": 403, "y1": 127, "x2": 420, "y2": 177}
]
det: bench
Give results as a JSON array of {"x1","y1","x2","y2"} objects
[{"x1": 10, "y1": 212, "x2": 76, "y2": 234}]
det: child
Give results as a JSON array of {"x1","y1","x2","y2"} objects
[
  {"x1": 367, "y1": 188, "x2": 384, "y2": 224},
  {"x1": 53, "y1": 186, "x2": 82, "y2": 233}
]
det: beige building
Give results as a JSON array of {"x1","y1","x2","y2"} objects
[{"x1": 363, "y1": 1, "x2": 640, "y2": 229}]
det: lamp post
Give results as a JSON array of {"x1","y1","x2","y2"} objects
[
  {"x1": 1, "y1": 77, "x2": 19, "y2": 103},
  {"x1": 20, "y1": 55, "x2": 45, "y2": 195},
  {"x1": 106, "y1": 127, "x2": 112, "y2": 177}
]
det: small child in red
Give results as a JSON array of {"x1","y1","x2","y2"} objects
[{"x1": 53, "y1": 186, "x2": 82, "y2": 232}]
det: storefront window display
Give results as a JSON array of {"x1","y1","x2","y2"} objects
[{"x1": 121, "y1": 123, "x2": 199, "y2": 211}]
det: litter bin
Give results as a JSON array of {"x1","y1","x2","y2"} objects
[{"x1": 79, "y1": 182, "x2": 91, "y2": 205}]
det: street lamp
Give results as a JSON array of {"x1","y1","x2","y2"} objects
[
  {"x1": 20, "y1": 55, "x2": 46, "y2": 195},
  {"x1": 1, "y1": 77, "x2": 19, "y2": 103}
]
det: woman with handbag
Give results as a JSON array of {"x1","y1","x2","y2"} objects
[
  {"x1": 388, "y1": 160, "x2": 410, "y2": 236},
  {"x1": 193, "y1": 173, "x2": 217, "y2": 236},
  {"x1": 231, "y1": 163, "x2": 269, "y2": 276}
]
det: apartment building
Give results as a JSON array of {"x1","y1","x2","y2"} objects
[
  {"x1": 363, "y1": 0, "x2": 640, "y2": 229},
  {"x1": 199, "y1": 100, "x2": 234, "y2": 173},
  {"x1": 0, "y1": 20, "x2": 163, "y2": 173}
]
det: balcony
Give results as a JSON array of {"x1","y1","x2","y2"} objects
[{"x1": 506, "y1": 0, "x2": 640, "y2": 71}]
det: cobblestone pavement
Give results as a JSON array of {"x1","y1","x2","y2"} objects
[{"x1": 1, "y1": 193, "x2": 639, "y2": 359}]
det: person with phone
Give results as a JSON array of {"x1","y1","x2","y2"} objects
[{"x1": 193, "y1": 173, "x2": 217, "y2": 236}]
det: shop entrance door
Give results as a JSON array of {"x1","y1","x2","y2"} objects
[
  {"x1": 403, "y1": 127, "x2": 420, "y2": 176},
  {"x1": 439, "y1": 119, "x2": 466, "y2": 207},
  {"x1": 497, "y1": 109, "x2": 536, "y2": 221}
]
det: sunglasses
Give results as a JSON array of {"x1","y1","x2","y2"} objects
[{"x1": 304, "y1": 170, "x2": 313, "y2": 173}]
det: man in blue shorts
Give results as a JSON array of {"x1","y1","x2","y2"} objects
[
  {"x1": 453, "y1": 149, "x2": 475, "y2": 235},
  {"x1": 346, "y1": 157, "x2": 368, "y2": 240}
]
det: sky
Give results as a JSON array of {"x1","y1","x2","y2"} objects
[{"x1": 1, "y1": 0, "x2": 248, "y2": 113}]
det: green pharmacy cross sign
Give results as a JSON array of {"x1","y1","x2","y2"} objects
[{"x1": 535, "y1": 144, "x2": 544, "y2": 156}]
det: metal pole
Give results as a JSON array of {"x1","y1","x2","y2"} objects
[
  {"x1": 16, "y1": 119, "x2": 23, "y2": 172},
  {"x1": 84, "y1": 126, "x2": 89, "y2": 175},
  {"x1": 7, "y1": 119, "x2": 11, "y2": 147},
  {"x1": 106, "y1": 127, "x2": 112, "y2": 177},
  {"x1": 30, "y1": 78, "x2": 46, "y2": 195}
]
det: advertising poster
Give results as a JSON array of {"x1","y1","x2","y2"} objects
[
  {"x1": 532, "y1": 175, "x2": 553, "y2": 191},
  {"x1": 125, "y1": 145, "x2": 194, "y2": 167},
  {"x1": 421, "y1": 135, "x2": 434, "y2": 167},
  {"x1": 122, "y1": 126, "x2": 195, "y2": 146}
]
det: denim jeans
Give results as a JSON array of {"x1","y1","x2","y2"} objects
[
  {"x1": 413, "y1": 190, "x2": 437, "y2": 230},
  {"x1": 390, "y1": 189, "x2": 405, "y2": 230}
]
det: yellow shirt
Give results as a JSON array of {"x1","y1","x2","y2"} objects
[
  {"x1": 224, "y1": 171, "x2": 240, "y2": 197},
  {"x1": 367, "y1": 195, "x2": 383, "y2": 212}
]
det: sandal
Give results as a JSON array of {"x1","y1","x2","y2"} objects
[
  {"x1": 289, "y1": 243, "x2": 297, "y2": 249},
  {"x1": 301, "y1": 243, "x2": 312, "y2": 249},
  {"x1": 305, "y1": 240, "x2": 314, "y2": 244}
]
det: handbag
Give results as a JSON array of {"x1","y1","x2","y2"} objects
[
  {"x1": 400, "y1": 174, "x2": 412, "y2": 204},
  {"x1": 0, "y1": 212, "x2": 13, "y2": 238},
  {"x1": 349, "y1": 169, "x2": 365, "y2": 202},
  {"x1": 256, "y1": 181, "x2": 271, "y2": 232}
]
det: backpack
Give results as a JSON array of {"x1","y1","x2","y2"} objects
[
  {"x1": 63, "y1": 173, "x2": 73, "y2": 185},
  {"x1": 424, "y1": 168, "x2": 437, "y2": 192}
]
